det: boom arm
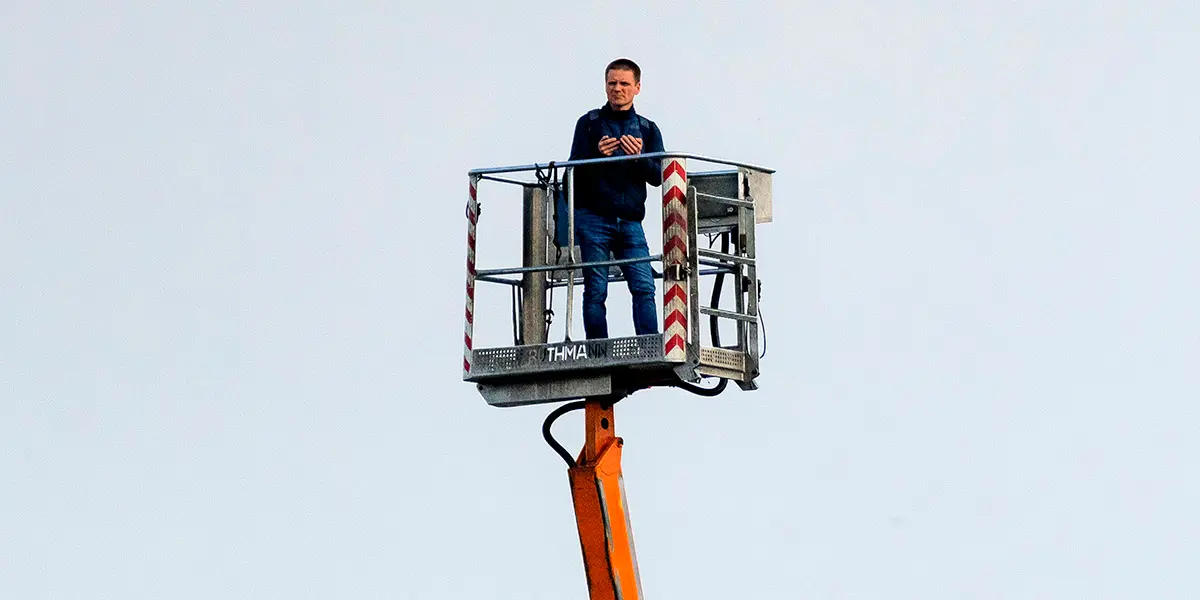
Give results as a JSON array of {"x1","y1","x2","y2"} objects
[{"x1": 569, "y1": 399, "x2": 643, "y2": 600}]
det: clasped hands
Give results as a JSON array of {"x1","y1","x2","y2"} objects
[{"x1": 598, "y1": 135, "x2": 643, "y2": 157}]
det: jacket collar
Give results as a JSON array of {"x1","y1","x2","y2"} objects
[{"x1": 601, "y1": 102, "x2": 637, "y2": 119}]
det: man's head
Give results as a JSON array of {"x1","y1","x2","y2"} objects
[{"x1": 605, "y1": 58, "x2": 641, "y2": 111}]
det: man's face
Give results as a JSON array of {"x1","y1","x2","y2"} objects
[{"x1": 605, "y1": 68, "x2": 640, "y2": 110}]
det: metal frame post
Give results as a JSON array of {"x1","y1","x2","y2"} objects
[
  {"x1": 463, "y1": 175, "x2": 481, "y2": 376},
  {"x1": 681, "y1": 185, "x2": 703, "y2": 380},
  {"x1": 521, "y1": 185, "x2": 548, "y2": 345},
  {"x1": 565, "y1": 167, "x2": 577, "y2": 340},
  {"x1": 661, "y1": 158, "x2": 688, "y2": 362},
  {"x1": 741, "y1": 174, "x2": 761, "y2": 384}
]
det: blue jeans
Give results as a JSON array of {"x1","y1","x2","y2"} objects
[{"x1": 574, "y1": 208, "x2": 659, "y2": 339}]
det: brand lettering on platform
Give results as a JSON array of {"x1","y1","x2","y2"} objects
[{"x1": 546, "y1": 343, "x2": 589, "y2": 362}]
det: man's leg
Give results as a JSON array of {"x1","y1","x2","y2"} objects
[
  {"x1": 615, "y1": 219, "x2": 659, "y2": 336},
  {"x1": 574, "y1": 209, "x2": 614, "y2": 339}
]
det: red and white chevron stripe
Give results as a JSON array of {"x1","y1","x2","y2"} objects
[
  {"x1": 463, "y1": 176, "x2": 480, "y2": 377},
  {"x1": 661, "y1": 159, "x2": 688, "y2": 361}
]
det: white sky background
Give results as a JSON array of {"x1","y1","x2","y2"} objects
[{"x1": 3, "y1": 1, "x2": 1198, "y2": 598}]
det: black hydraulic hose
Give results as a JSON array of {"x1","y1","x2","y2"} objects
[
  {"x1": 710, "y1": 232, "x2": 729, "y2": 347},
  {"x1": 542, "y1": 400, "x2": 587, "y2": 468},
  {"x1": 545, "y1": 247, "x2": 562, "y2": 341},
  {"x1": 670, "y1": 378, "x2": 729, "y2": 397},
  {"x1": 691, "y1": 233, "x2": 731, "y2": 396},
  {"x1": 511, "y1": 286, "x2": 522, "y2": 345},
  {"x1": 759, "y1": 292, "x2": 768, "y2": 359}
]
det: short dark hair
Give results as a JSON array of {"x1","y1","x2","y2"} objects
[{"x1": 605, "y1": 58, "x2": 641, "y2": 83}]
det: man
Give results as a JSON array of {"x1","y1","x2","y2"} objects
[{"x1": 569, "y1": 58, "x2": 666, "y2": 340}]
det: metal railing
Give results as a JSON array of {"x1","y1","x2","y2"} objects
[
  {"x1": 463, "y1": 152, "x2": 772, "y2": 381},
  {"x1": 468, "y1": 151, "x2": 775, "y2": 177}
]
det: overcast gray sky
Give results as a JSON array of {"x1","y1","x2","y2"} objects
[{"x1": 4, "y1": 2, "x2": 1198, "y2": 599}]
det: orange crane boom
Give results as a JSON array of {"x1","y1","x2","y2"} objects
[
  {"x1": 570, "y1": 399, "x2": 642, "y2": 600},
  {"x1": 543, "y1": 397, "x2": 642, "y2": 600}
]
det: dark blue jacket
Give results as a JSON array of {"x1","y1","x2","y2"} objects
[{"x1": 568, "y1": 104, "x2": 665, "y2": 222}]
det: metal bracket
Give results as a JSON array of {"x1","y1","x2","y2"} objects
[
  {"x1": 673, "y1": 360, "x2": 702, "y2": 383},
  {"x1": 664, "y1": 264, "x2": 689, "y2": 280}
]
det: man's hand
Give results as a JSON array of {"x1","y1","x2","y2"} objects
[
  {"x1": 598, "y1": 136, "x2": 621, "y2": 156},
  {"x1": 619, "y1": 135, "x2": 643, "y2": 155}
]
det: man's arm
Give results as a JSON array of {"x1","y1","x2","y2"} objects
[
  {"x1": 569, "y1": 116, "x2": 592, "y2": 161},
  {"x1": 641, "y1": 122, "x2": 665, "y2": 186}
]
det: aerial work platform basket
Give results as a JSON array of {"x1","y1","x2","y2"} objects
[{"x1": 463, "y1": 152, "x2": 773, "y2": 407}]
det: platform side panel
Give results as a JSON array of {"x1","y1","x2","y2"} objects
[
  {"x1": 743, "y1": 168, "x2": 773, "y2": 224},
  {"x1": 477, "y1": 374, "x2": 612, "y2": 408},
  {"x1": 463, "y1": 175, "x2": 481, "y2": 378},
  {"x1": 466, "y1": 335, "x2": 665, "y2": 381},
  {"x1": 661, "y1": 158, "x2": 689, "y2": 362}
]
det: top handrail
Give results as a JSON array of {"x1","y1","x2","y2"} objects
[{"x1": 468, "y1": 151, "x2": 775, "y2": 177}]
